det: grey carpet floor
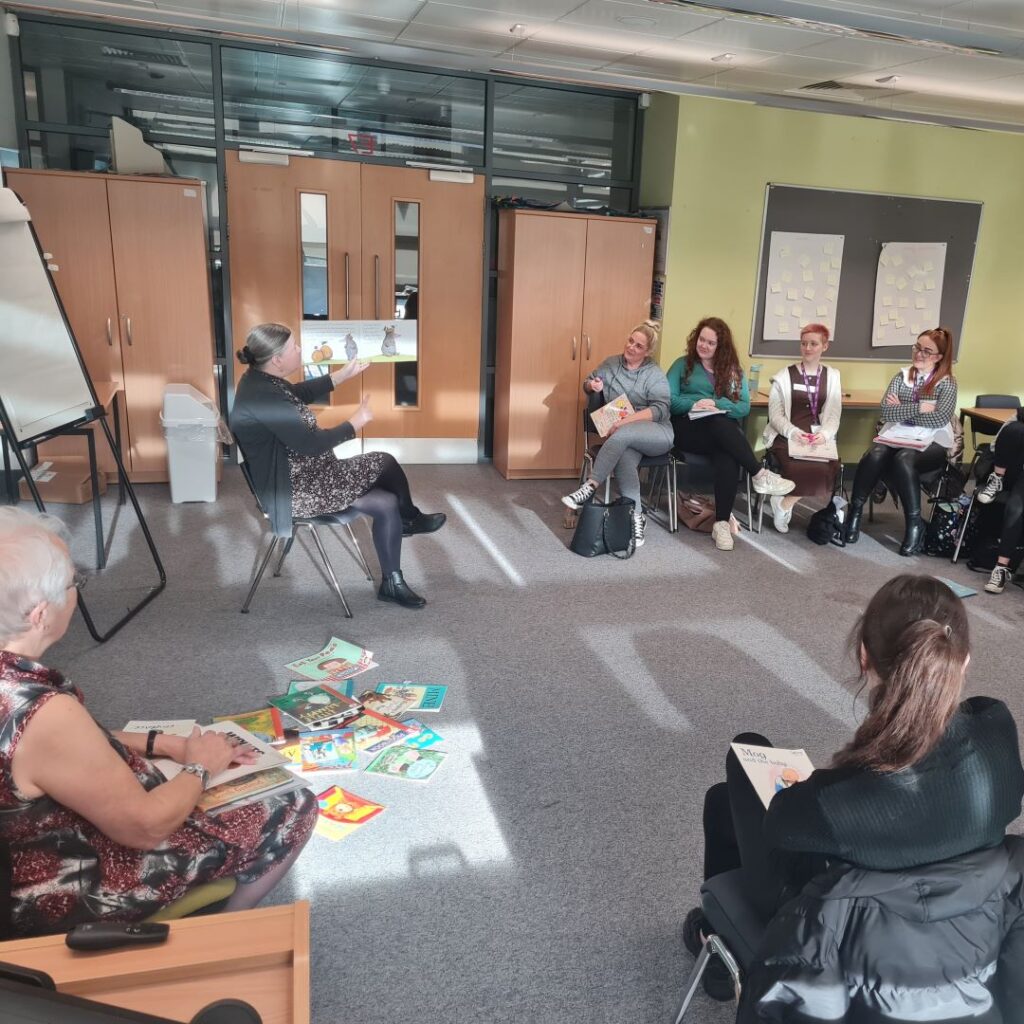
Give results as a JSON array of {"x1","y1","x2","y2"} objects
[{"x1": 41, "y1": 464, "x2": 1024, "y2": 1024}]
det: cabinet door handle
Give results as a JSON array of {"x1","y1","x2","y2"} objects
[
  {"x1": 106, "y1": 317, "x2": 114, "y2": 347},
  {"x1": 344, "y1": 252, "x2": 351, "y2": 319},
  {"x1": 374, "y1": 255, "x2": 381, "y2": 320},
  {"x1": 585, "y1": 334, "x2": 592, "y2": 359},
  {"x1": 571, "y1": 335, "x2": 578, "y2": 361},
  {"x1": 123, "y1": 315, "x2": 133, "y2": 346}
]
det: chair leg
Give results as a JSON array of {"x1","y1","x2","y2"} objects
[
  {"x1": 706, "y1": 934, "x2": 742, "y2": 1002},
  {"x1": 669, "y1": 459, "x2": 678, "y2": 532},
  {"x1": 305, "y1": 524, "x2": 353, "y2": 618},
  {"x1": 952, "y1": 494, "x2": 975, "y2": 564},
  {"x1": 273, "y1": 536, "x2": 295, "y2": 577},
  {"x1": 241, "y1": 535, "x2": 280, "y2": 614},
  {"x1": 339, "y1": 522, "x2": 374, "y2": 582},
  {"x1": 673, "y1": 944, "x2": 712, "y2": 1024}
]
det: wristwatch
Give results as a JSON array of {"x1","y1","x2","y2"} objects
[{"x1": 180, "y1": 763, "x2": 210, "y2": 789}]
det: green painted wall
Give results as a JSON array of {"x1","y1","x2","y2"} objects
[{"x1": 640, "y1": 92, "x2": 1024, "y2": 457}]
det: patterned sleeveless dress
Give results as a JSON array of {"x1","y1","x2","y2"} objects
[{"x1": 0, "y1": 651, "x2": 316, "y2": 937}]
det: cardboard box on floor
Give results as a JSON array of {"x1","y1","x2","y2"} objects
[{"x1": 18, "y1": 455, "x2": 107, "y2": 505}]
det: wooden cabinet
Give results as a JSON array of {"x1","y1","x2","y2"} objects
[
  {"x1": 493, "y1": 210, "x2": 656, "y2": 479},
  {"x1": 3, "y1": 169, "x2": 216, "y2": 482},
  {"x1": 226, "y1": 153, "x2": 484, "y2": 459}
]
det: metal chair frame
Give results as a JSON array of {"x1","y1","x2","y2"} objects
[
  {"x1": 236, "y1": 456, "x2": 373, "y2": 617},
  {"x1": 673, "y1": 934, "x2": 742, "y2": 1022}
]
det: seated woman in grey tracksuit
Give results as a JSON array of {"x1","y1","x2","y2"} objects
[{"x1": 561, "y1": 321, "x2": 672, "y2": 549}]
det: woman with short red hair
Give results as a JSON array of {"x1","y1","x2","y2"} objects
[{"x1": 761, "y1": 323, "x2": 843, "y2": 533}]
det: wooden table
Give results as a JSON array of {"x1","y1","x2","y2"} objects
[
  {"x1": 0, "y1": 902, "x2": 310, "y2": 1024},
  {"x1": 750, "y1": 388, "x2": 882, "y2": 410},
  {"x1": 960, "y1": 406, "x2": 1018, "y2": 434}
]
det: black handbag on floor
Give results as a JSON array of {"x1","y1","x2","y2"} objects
[{"x1": 569, "y1": 496, "x2": 636, "y2": 559}]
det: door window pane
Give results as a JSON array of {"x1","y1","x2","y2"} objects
[
  {"x1": 18, "y1": 21, "x2": 214, "y2": 139},
  {"x1": 300, "y1": 193, "x2": 329, "y2": 320},
  {"x1": 393, "y1": 201, "x2": 419, "y2": 407},
  {"x1": 27, "y1": 130, "x2": 110, "y2": 171},
  {"x1": 492, "y1": 84, "x2": 636, "y2": 182},
  {"x1": 222, "y1": 48, "x2": 484, "y2": 166}
]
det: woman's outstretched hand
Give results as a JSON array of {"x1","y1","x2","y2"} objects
[
  {"x1": 350, "y1": 395, "x2": 374, "y2": 432},
  {"x1": 332, "y1": 359, "x2": 370, "y2": 387}
]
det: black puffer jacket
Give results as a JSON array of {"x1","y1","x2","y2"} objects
[{"x1": 739, "y1": 837, "x2": 1024, "y2": 1023}]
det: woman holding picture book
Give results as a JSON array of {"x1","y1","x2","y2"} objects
[
  {"x1": 667, "y1": 317, "x2": 795, "y2": 551},
  {"x1": 761, "y1": 323, "x2": 842, "y2": 534},
  {"x1": 845, "y1": 327, "x2": 959, "y2": 556},
  {"x1": 684, "y1": 575, "x2": 1024, "y2": 1003},
  {"x1": 561, "y1": 321, "x2": 673, "y2": 550},
  {"x1": 0, "y1": 508, "x2": 317, "y2": 938}
]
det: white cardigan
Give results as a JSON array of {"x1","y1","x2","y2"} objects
[{"x1": 761, "y1": 363, "x2": 843, "y2": 448}]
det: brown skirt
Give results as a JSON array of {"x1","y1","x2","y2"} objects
[{"x1": 770, "y1": 438, "x2": 839, "y2": 499}]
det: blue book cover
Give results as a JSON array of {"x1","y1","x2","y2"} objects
[
  {"x1": 936, "y1": 576, "x2": 977, "y2": 599},
  {"x1": 375, "y1": 682, "x2": 447, "y2": 713},
  {"x1": 402, "y1": 719, "x2": 444, "y2": 750}
]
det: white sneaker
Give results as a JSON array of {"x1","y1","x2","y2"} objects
[
  {"x1": 770, "y1": 494, "x2": 793, "y2": 534},
  {"x1": 711, "y1": 520, "x2": 734, "y2": 551},
  {"x1": 985, "y1": 565, "x2": 1013, "y2": 594},
  {"x1": 977, "y1": 473, "x2": 1003, "y2": 505},
  {"x1": 752, "y1": 469, "x2": 796, "y2": 496},
  {"x1": 632, "y1": 511, "x2": 646, "y2": 548},
  {"x1": 561, "y1": 481, "x2": 596, "y2": 510}
]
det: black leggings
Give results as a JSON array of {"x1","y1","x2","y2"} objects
[
  {"x1": 850, "y1": 442, "x2": 947, "y2": 521},
  {"x1": 992, "y1": 421, "x2": 1024, "y2": 561},
  {"x1": 348, "y1": 454, "x2": 421, "y2": 577},
  {"x1": 672, "y1": 415, "x2": 761, "y2": 521},
  {"x1": 702, "y1": 732, "x2": 787, "y2": 921}
]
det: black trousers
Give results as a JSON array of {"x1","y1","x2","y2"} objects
[
  {"x1": 702, "y1": 732, "x2": 788, "y2": 921},
  {"x1": 348, "y1": 453, "x2": 421, "y2": 576},
  {"x1": 849, "y1": 442, "x2": 947, "y2": 521},
  {"x1": 992, "y1": 420, "x2": 1024, "y2": 561},
  {"x1": 672, "y1": 415, "x2": 761, "y2": 521}
]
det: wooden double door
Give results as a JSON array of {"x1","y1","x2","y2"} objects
[
  {"x1": 226, "y1": 154, "x2": 485, "y2": 450},
  {"x1": 3, "y1": 169, "x2": 217, "y2": 480}
]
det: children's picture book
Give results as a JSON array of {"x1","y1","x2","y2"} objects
[
  {"x1": 285, "y1": 637, "x2": 376, "y2": 682},
  {"x1": 278, "y1": 741, "x2": 302, "y2": 767},
  {"x1": 935, "y1": 576, "x2": 978, "y2": 599},
  {"x1": 268, "y1": 684, "x2": 363, "y2": 731},
  {"x1": 364, "y1": 745, "x2": 447, "y2": 782},
  {"x1": 590, "y1": 395, "x2": 635, "y2": 438},
  {"x1": 287, "y1": 678, "x2": 357, "y2": 699},
  {"x1": 300, "y1": 729, "x2": 358, "y2": 772},
  {"x1": 873, "y1": 424, "x2": 932, "y2": 450},
  {"x1": 374, "y1": 682, "x2": 448, "y2": 713},
  {"x1": 787, "y1": 434, "x2": 839, "y2": 463},
  {"x1": 348, "y1": 709, "x2": 414, "y2": 755},
  {"x1": 315, "y1": 784, "x2": 386, "y2": 841},
  {"x1": 359, "y1": 687, "x2": 416, "y2": 719},
  {"x1": 401, "y1": 719, "x2": 444, "y2": 750},
  {"x1": 199, "y1": 766, "x2": 303, "y2": 814},
  {"x1": 153, "y1": 722, "x2": 287, "y2": 790},
  {"x1": 211, "y1": 707, "x2": 285, "y2": 745},
  {"x1": 122, "y1": 720, "x2": 196, "y2": 736},
  {"x1": 730, "y1": 742, "x2": 815, "y2": 810}
]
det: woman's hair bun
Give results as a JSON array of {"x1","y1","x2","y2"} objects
[{"x1": 236, "y1": 345, "x2": 254, "y2": 365}]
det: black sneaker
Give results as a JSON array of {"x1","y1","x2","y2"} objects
[
  {"x1": 632, "y1": 511, "x2": 646, "y2": 548},
  {"x1": 702, "y1": 956, "x2": 736, "y2": 1002},
  {"x1": 977, "y1": 473, "x2": 1003, "y2": 505},
  {"x1": 985, "y1": 565, "x2": 1013, "y2": 594}
]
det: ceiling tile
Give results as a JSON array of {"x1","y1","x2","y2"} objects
[
  {"x1": 679, "y1": 16, "x2": 830, "y2": 52},
  {"x1": 284, "y1": 3, "x2": 406, "y2": 40},
  {"x1": 691, "y1": 67, "x2": 827, "y2": 93},
  {"x1": 425, "y1": 0, "x2": 579, "y2": 18},
  {"x1": 942, "y1": 0, "x2": 1024, "y2": 33},
  {"x1": 394, "y1": 21, "x2": 512, "y2": 54},
  {"x1": 796, "y1": 36, "x2": 938, "y2": 67},
  {"x1": 154, "y1": 0, "x2": 282, "y2": 24},
  {"x1": 298, "y1": 0, "x2": 425, "y2": 17},
  {"x1": 500, "y1": 37, "x2": 634, "y2": 69},
  {"x1": 556, "y1": 0, "x2": 719, "y2": 38},
  {"x1": 414, "y1": 2, "x2": 537, "y2": 33},
  {"x1": 597, "y1": 52, "x2": 726, "y2": 82},
  {"x1": 883, "y1": 52, "x2": 1024, "y2": 81},
  {"x1": 755, "y1": 52, "x2": 867, "y2": 79}
]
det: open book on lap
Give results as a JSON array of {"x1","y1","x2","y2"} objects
[
  {"x1": 788, "y1": 434, "x2": 838, "y2": 462},
  {"x1": 590, "y1": 395, "x2": 634, "y2": 438},
  {"x1": 730, "y1": 742, "x2": 815, "y2": 809}
]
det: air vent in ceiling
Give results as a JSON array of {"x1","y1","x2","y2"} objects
[
  {"x1": 101, "y1": 46, "x2": 187, "y2": 67},
  {"x1": 791, "y1": 80, "x2": 900, "y2": 102}
]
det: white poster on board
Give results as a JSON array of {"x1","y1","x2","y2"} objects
[
  {"x1": 871, "y1": 241, "x2": 946, "y2": 348},
  {"x1": 763, "y1": 231, "x2": 845, "y2": 342}
]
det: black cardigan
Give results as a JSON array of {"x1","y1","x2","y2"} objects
[
  {"x1": 230, "y1": 370, "x2": 356, "y2": 537},
  {"x1": 765, "y1": 696, "x2": 1024, "y2": 881}
]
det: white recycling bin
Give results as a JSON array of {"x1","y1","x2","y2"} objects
[{"x1": 160, "y1": 384, "x2": 226, "y2": 503}]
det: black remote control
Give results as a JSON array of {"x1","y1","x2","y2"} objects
[{"x1": 65, "y1": 921, "x2": 169, "y2": 952}]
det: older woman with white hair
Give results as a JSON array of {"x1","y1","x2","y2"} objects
[{"x1": 0, "y1": 508, "x2": 316, "y2": 938}]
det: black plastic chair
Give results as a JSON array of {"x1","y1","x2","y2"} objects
[{"x1": 236, "y1": 455, "x2": 372, "y2": 617}]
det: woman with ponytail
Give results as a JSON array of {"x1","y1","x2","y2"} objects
[
  {"x1": 230, "y1": 323, "x2": 445, "y2": 610},
  {"x1": 685, "y1": 574, "x2": 1024, "y2": 1002}
]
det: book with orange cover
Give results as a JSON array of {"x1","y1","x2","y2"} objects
[
  {"x1": 315, "y1": 784, "x2": 385, "y2": 841},
  {"x1": 348, "y1": 709, "x2": 415, "y2": 755}
]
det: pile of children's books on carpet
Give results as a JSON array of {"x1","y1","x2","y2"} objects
[{"x1": 124, "y1": 636, "x2": 448, "y2": 842}]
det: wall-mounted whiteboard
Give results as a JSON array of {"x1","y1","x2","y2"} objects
[
  {"x1": 762, "y1": 231, "x2": 844, "y2": 341},
  {"x1": 0, "y1": 187, "x2": 95, "y2": 443},
  {"x1": 871, "y1": 241, "x2": 947, "y2": 348}
]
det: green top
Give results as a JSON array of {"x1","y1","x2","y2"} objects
[{"x1": 666, "y1": 359, "x2": 751, "y2": 420}]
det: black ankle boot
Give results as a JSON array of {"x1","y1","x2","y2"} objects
[
  {"x1": 402, "y1": 512, "x2": 447, "y2": 537},
  {"x1": 845, "y1": 502, "x2": 864, "y2": 544},
  {"x1": 377, "y1": 570, "x2": 426, "y2": 609},
  {"x1": 900, "y1": 515, "x2": 925, "y2": 557}
]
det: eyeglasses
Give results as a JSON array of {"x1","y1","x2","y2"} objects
[
  {"x1": 68, "y1": 571, "x2": 88, "y2": 592},
  {"x1": 912, "y1": 343, "x2": 939, "y2": 357}
]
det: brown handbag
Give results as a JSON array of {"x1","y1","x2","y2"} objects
[{"x1": 677, "y1": 493, "x2": 716, "y2": 533}]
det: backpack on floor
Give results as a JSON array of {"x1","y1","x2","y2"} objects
[
  {"x1": 923, "y1": 500, "x2": 964, "y2": 558},
  {"x1": 806, "y1": 499, "x2": 846, "y2": 547}
]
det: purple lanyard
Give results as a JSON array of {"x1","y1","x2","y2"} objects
[
  {"x1": 798, "y1": 364, "x2": 821, "y2": 425},
  {"x1": 902, "y1": 370, "x2": 932, "y2": 425}
]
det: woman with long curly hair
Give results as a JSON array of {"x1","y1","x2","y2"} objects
[{"x1": 667, "y1": 316, "x2": 794, "y2": 550}]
